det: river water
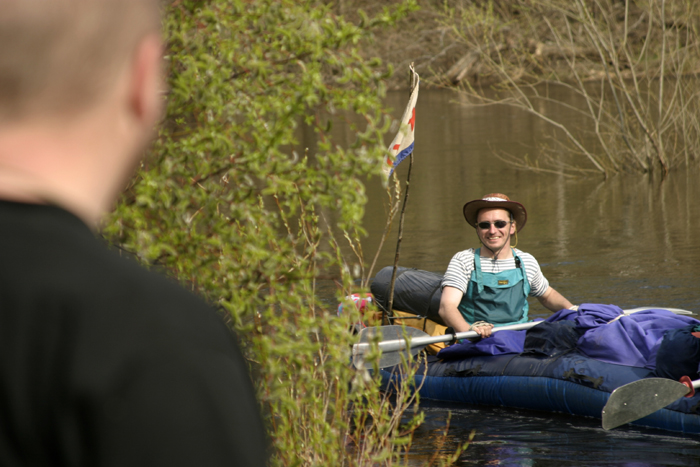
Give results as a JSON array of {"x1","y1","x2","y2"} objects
[{"x1": 355, "y1": 88, "x2": 700, "y2": 466}]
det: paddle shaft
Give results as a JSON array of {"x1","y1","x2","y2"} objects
[{"x1": 353, "y1": 321, "x2": 538, "y2": 355}]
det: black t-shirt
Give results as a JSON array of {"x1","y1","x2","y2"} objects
[{"x1": 0, "y1": 201, "x2": 268, "y2": 466}]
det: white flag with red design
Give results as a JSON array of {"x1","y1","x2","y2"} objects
[{"x1": 382, "y1": 69, "x2": 419, "y2": 180}]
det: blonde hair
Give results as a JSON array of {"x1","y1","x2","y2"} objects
[{"x1": 0, "y1": 0, "x2": 160, "y2": 122}]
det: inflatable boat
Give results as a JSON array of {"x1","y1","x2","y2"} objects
[{"x1": 360, "y1": 266, "x2": 700, "y2": 434}]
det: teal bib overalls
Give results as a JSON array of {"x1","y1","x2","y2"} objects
[{"x1": 457, "y1": 248, "x2": 530, "y2": 326}]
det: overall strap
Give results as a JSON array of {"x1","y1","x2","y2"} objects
[
  {"x1": 473, "y1": 248, "x2": 484, "y2": 293},
  {"x1": 512, "y1": 248, "x2": 530, "y2": 296}
]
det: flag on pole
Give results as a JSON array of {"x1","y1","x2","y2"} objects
[{"x1": 382, "y1": 67, "x2": 419, "y2": 181}]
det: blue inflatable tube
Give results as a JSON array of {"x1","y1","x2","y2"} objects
[{"x1": 380, "y1": 352, "x2": 700, "y2": 434}]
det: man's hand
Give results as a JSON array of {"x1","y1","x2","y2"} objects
[{"x1": 470, "y1": 321, "x2": 494, "y2": 338}]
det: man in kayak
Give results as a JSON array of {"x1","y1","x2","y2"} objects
[
  {"x1": 439, "y1": 193, "x2": 574, "y2": 338},
  {"x1": 0, "y1": 1, "x2": 267, "y2": 465}
]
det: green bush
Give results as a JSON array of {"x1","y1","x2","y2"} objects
[{"x1": 100, "y1": 1, "x2": 469, "y2": 465}]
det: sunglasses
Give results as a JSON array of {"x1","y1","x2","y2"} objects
[{"x1": 476, "y1": 220, "x2": 511, "y2": 230}]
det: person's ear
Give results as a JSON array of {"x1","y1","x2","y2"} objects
[
  {"x1": 127, "y1": 33, "x2": 163, "y2": 128},
  {"x1": 510, "y1": 222, "x2": 516, "y2": 235}
]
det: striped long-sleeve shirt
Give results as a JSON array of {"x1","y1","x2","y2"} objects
[{"x1": 441, "y1": 248, "x2": 550, "y2": 297}]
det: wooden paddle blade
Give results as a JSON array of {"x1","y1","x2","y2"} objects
[
  {"x1": 352, "y1": 325, "x2": 428, "y2": 369},
  {"x1": 601, "y1": 378, "x2": 690, "y2": 430}
]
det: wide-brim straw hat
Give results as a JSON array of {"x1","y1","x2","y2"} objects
[{"x1": 463, "y1": 193, "x2": 527, "y2": 232}]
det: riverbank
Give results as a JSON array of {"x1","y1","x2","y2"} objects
[
  {"x1": 350, "y1": 0, "x2": 700, "y2": 91},
  {"x1": 351, "y1": 0, "x2": 700, "y2": 176}
]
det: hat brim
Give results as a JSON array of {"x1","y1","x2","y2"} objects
[{"x1": 463, "y1": 200, "x2": 527, "y2": 232}]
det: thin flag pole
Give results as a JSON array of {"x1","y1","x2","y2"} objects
[
  {"x1": 384, "y1": 65, "x2": 418, "y2": 324},
  {"x1": 385, "y1": 152, "x2": 414, "y2": 323}
]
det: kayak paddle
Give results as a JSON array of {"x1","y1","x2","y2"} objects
[
  {"x1": 352, "y1": 306, "x2": 695, "y2": 370},
  {"x1": 602, "y1": 375, "x2": 700, "y2": 430},
  {"x1": 352, "y1": 321, "x2": 540, "y2": 369}
]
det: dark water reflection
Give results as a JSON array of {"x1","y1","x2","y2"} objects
[
  {"x1": 323, "y1": 87, "x2": 700, "y2": 465},
  {"x1": 407, "y1": 402, "x2": 700, "y2": 466}
]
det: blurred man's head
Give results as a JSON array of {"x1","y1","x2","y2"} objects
[
  {"x1": 0, "y1": 0, "x2": 160, "y2": 123},
  {"x1": 0, "y1": 0, "x2": 163, "y2": 225}
]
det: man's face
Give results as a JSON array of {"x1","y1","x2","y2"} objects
[{"x1": 475, "y1": 208, "x2": 515, "y2": 253}]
